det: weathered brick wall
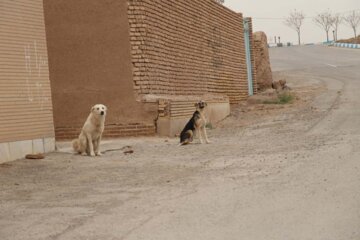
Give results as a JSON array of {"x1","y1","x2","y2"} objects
[
  {"x1": 158, "y1": 96, "x2": 229, "y2": 119},
  {"x1": 55, "y1": 123, "x2": 155, "y2": 141},
  {"x1": 44, "y1": 0, "x2": 158, "y2": 140},
  {"x1": 128, "y1": 0, "x2": 249, "y2": 104}
]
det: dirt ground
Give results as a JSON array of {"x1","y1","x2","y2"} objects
[{"x1": 1, "y1": 57, "x2": 360, "y2": 239}]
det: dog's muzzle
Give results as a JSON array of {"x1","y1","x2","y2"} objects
[{"x1": 100, "y1": 111, "x2": 104, "y2": 115}]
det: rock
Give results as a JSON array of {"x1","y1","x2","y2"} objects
[
  {"x1": 272, "y1": 81, "x2": 282, "y2": 91},
  {"x1": 253, "y1": 32, "x2": 273, "y2": 90},
  {"x1": 122, "y1": 146, "x2": 134, "y2": 155},
  {"x1": 272, "y1": 79, "x2": 291, "y2": 91},
  {"x1": 279, "y1": 79, "x2": 286, "y2": 87}
]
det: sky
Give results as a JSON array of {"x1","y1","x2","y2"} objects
[{"x1": 224, "y1": 0, "x2": 360, "y2": 44}]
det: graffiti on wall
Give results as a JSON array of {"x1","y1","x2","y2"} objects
[
  {"x1": 208, "y1": 26, "x2": 224, "y2": 68},
  {"x1": 24, "y1": 40, "x2": 49, "y2": 109}
]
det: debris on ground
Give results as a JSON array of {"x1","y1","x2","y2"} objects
[
  {"x1": 102, "y1": 145, "x2": 134, "y2": 154},
  {"x1": 122, "y1": 146, "x2": 134, "y2": 155},
  {"x1": 123, "y1": 149, "x2": 134, "y2": 155},
  {"x1": 25, "y1": 153, "x2": 45, "y2": 160}
]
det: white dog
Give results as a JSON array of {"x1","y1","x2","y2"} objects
[{"x1": 72, "y1": 104, "x2": 107, "y2": 157}]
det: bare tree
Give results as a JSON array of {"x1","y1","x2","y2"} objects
[
  {"x1": 343, "y1": 10, "x2": 360, "y2": 43},
  {"x1": 313, "y1": 10, "x2": 334, "y2": 42},
  {"x1": 331, "y1": 13, "x2": 343, "y2": 41},
  {"x1": 284, "y1": 10, "x2": 305, "y2": 45}
]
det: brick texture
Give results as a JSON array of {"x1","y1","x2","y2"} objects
[
  {"x1": 128, "y1": 0, "x2": 250, "y2": 104},
  {"x1": 55, "y1": 123, "x2": 156, "y2": 141},
  {"x1": 158, "y1": 95, "x2": 229, "y2": 119}
]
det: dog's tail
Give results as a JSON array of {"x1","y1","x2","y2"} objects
[
  {"x1": 72, "y1": 139, "x2": 81, "y2": 153},
  {"x1": 178, "y1": 139, "x2": 190, "y2": 146}
]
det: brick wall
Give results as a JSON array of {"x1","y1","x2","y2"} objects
[
  {"x1": 158, "y1": 95, "x2": 229, "y2": 119},
  {"x1": 44, "y1": 0, "x2": 158, "y2": 141},
  {"x1": 128, "y1": 0, "x2": 249, "y2": 104},
  {"x1": 55, "y1": 123, "x2": 155, "y2": 141}
]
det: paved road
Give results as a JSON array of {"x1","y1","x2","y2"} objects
[
  {"x1": 268, "y1": 45, "x2": 360, "y2": 239},
  {"x1": 0, "y1": 45, "x2": 360, "y2": 240},
  {"x1": 270, "y1": 44, "x2": 360, "y2": 71}
]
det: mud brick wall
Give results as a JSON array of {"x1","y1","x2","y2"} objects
[
  {"x1": 44, "y1": 0, "x2": 158, "y2": 140},
  {"x1": 128, "y1": 0, "x2": 249, "y2": 104},
  {"x1": 55, "y1": 123, "x2": 155, "y2": 141},
  {"x1": 158, "y1": 96, "x2": 229, "y2": 119}
]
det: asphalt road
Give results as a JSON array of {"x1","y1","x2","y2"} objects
[
  {"x1": 270, "y1": 44, "x2": 360, "y2": 71},
  {"x1": 0, "y1": 45, "x2": 360, "y2": 240}
]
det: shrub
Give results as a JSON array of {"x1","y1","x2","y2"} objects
[{"x1": 263, "y1": 92, "x2": 294, "y2": 104}]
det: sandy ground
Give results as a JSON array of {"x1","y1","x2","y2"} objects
[{"x1": 1, "y1": 46, "x2": 360, "y2": 239}]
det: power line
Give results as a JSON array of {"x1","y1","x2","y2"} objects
[{"x1": 252, "y1": 8, "x2": 360, "y2": 20}]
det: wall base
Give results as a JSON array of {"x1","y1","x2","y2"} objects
[
  {"x1": 0, "y1": 138, "x2": 55, "y2": 163},
  {"x1": 55, "y1": 123, "x2": 156, "y2": 141},
  {"x1": 157, "y1": 101, "x2": 230, "y2": 137}
]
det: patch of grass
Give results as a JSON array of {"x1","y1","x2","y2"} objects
[
  {"x1": 278, "y1": 92, "x2": 294, "y2": 104},
  {"x1": 263, "y1": 92, "x2": 294, "y2": 105},
  {"x1": 206, "y1": 123, "x2": 213, "y2": 129}
]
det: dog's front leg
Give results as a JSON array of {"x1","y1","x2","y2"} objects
[
  {"x1": 197, "y1": 128, "x2": 204, "y2": 144},
  {"x1": 202, "y1": 127, "x2": 211, "y2": 144},
  {"x1": 86, "y1": 134, "x2": 96, "y2": 157},
  {"x1": 94, "y1": 137, "x2": 102, "y2": 156}
]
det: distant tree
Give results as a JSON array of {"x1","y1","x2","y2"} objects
[
  {"x1": 284, "y1": 9, "x2": 305, "y2": 45},
  {"x1": 343, "y1": 10, "x2": 360, "y2": 42},
  {"x1": 313, "y1": 10, "x2": 334, "y2": 42},
  {"x1": 331, "y1": 13, "x2": 343, "y2": 41}
]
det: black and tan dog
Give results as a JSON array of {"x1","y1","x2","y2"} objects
[{"x1": 179, "y1": 100, "x2": 211, "y2": 145}]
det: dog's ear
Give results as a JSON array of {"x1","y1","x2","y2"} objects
[{"x1": 91, "y1": 106, "x2": 95, "y2": 112}]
